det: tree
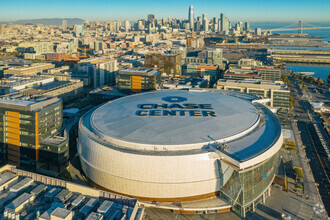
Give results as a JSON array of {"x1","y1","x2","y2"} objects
[
  {"x1": 316, "y1": 78, "x2": 323, "y2": 86},
  {"x1": 302, "y1": 84, "x2": 307, "y2": 91},
  {"x1": 290, "y1": 95, "x2": 294, "y2": 108}
]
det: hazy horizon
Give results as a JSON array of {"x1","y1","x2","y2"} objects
[{"x1": 0, "y1": 0, "x2": 329, "y2": 23}]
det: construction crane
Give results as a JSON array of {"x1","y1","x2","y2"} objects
[{"x1": 78, "y1": 46, "x2": 92, "y2": 59}]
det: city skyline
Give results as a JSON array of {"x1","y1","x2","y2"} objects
[{"x1": 0, "y1": 0, "x2": 330, "y2": 22}]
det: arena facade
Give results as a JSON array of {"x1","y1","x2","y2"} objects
[{"x1": 78, "y1": 90, "x2": 282, "y2": 217}]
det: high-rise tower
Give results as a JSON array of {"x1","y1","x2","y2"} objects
[
  {"x1": 188, "y1": 5, "x2": 194, "y2": 31},
  {"x1": 62, "y1": 20, "x2": 67, "y2": 31},
  {"x1": 202, "y1": 14, "x2": 208, "y2": 32}
]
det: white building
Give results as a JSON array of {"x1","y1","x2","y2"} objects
[{"x1": 78, "y1": 90, "x2": 283, "y2": 217}]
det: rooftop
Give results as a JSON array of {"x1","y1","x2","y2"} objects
[
  {"x1": 118, "y1": 68, "x2": 161, "y2": 76},
  {"x1": 81, "y1": 90, "x2": 282, "y2": 163},
  {"x1": 0, "y1": 165, "x2": 141, "y2": 220},
  {"x1": 51, "y1": 207, "x2": 72, "y2": 219},
  {"x1": 6, "y1": 193, "x2": 33, "y2": 210},
  {"x1": 0, "y1": 93, "x2": 61, "y2": 110}
]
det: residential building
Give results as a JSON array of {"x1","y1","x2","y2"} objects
[
  {"x1": 35, "y1": 42, "x2": 53, "y2": 54},
  {"x1": 145, "y1": 53, "x2": 182, "y2": 77},
  {"x1": 76, "y1": 58, "x2": 117, "y2": 88},
  {"x1": 185, "y1": 48, "x2": 223, "y2": 68}
]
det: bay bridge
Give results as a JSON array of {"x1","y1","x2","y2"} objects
[{"x1": 264, "y1": 21, "x2": 330, "y2": 33}]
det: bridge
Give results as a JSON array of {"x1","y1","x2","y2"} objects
[{"x1": 264, "y1": 21, "x2": 330, "y2": 33}]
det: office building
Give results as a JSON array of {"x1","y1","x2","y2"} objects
[
  {"x1": 116, "y1": 68, "x2": 161, "y2": 93},
  {"x1": 78, "y1": 90, "x2": 283, "y2": 217},
  {"x1": 185, "y1": 48, "x2": 223, "y2": 68},
  {"x1": 212, "y1": 17, "x2": 218, "y2": 32},
  {"x1": 4, "y1": 63, "x2": 55, "y2": 76},
  {"x1": 258, "y1": 68, "x2": 282, "y2": 81},
  {"x1": 62, "y1": 20, "x2": 67, "y2": 31},
  {"x1": 217, "y1": 79, "x2": 290, "y2": 108},
  {"x1": 245, "y1": 22, "x2": 250, "y2": 32},
  {"x1": 94, "y1": 41, "x2": 103, "y2": 53},
  {"x1": 124, "y1": 20, "x2": 130, "y2": 32},
  {"x1": 0, "y1": 76, "x2": 54, "y2": 95},
  {"x1": 224, "y1": 67, "x2": 259, "y2": 80},
  {"x1": 185, "y1": 64, "x2": 220, "y2": 81},
  {"x1": 238, "y1": 58, "x2": 263, "y2": 69},
  {"x1": 220, "y1": 13, "x2": 230, "y2": 32},
  {"x1": 202, "y1": 14, "x2": 208, "y2": 32},
  {"x1": 147, "y1": 14, "x2": 155, "y2": 23},
  {"x1": 188, "y1": 5, "x2": 194, "y2": 31},
  {"x1": 145, "y1": 53, "x2": 182, "y2": 77},
  {"x1": 74, "y1": 25, "x2": 83, "y2": 36},
  {"x1": 255, "y1": 28, "x2": 262, "y2": 36},
  {"x1": 0, "y1": 93, "x2": 67, "y2": 172}
]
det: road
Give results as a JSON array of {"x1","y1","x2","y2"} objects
[{"x1": 288, "y1": 74, "x2": 330, "y2": 216}]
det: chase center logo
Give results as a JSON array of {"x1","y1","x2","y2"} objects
[{"x1": 135, "y1": 96, "x2": 217, "y2": 117}]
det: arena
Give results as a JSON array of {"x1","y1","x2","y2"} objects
[{"x1": 78, "y1": 90, "x2": 283, "y2": 216}]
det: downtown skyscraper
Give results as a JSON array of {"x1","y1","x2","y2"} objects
[{"x1": 188, "y1": 5, "x2": 194, "y2": 31}]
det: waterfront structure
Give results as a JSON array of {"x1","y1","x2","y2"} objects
[
  {"x1": 217, "y1": 79, "x2": 290, "y2": 108},
  {"x1": 145, "y1": 53, "x2": 182, "y2": 77},
  {"x1": 116, "y1": 68, "x2": 161, "y2": 93},
  {"x1": 4, "y1": 63, "x2": 55, "y2": 76},
  {"x1": 188, "y1": 5, "x2": 194, "y2": 31},
  {"x1": 78, "y1": 90, "x2": 283, "y2": 217},
  {"x1": 0, "y1": 93, "x2": 66, "y2": 172},
  {"x1": 258, "y1": 68, "x2": 282, "y2": 81}
]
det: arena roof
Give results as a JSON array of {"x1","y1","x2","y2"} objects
[{"x1": 90, "y1": 90, "x2": 260, "y2": 148}]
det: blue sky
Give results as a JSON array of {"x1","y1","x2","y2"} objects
[{"x1": 0, "y1": 0, "x2": 329, "y2": 22}]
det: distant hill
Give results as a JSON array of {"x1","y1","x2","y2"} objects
[{"x1": 0, "y1": 18, "x2": 84, "y2": 26}]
